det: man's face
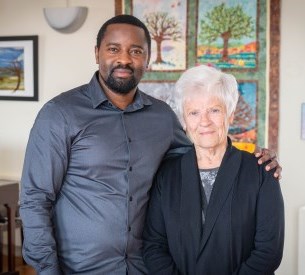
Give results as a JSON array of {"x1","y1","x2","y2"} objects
[{"x1": 95, "y1": 23, "x2": 150, "y2": 94}]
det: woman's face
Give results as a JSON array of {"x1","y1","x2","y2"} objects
[{"x1": 183, "y1": 92, "x2": 233, "y2": 150}]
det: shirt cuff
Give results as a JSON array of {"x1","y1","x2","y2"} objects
[{"x1": 38, "y1": 265, "x2": 62, "y2": 275}]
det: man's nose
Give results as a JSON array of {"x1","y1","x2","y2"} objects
[{"x1": 117, "y1": 51, "x2": 132, "y2": 65}]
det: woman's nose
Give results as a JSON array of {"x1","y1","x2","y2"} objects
[{"x1": 200, "y1": 111, "x2": 211, "y2": 125}]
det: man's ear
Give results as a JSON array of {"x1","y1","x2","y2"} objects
[
  {"x1": 94, "y1": 46, "x2": 99, "y2": 64},
  {"x1": 146, "y1": 54, "x2": 151, "y2": 69}
]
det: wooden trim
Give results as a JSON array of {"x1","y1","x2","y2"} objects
[{"x1": 269, "y1": 0, "x2": 280, "y2": 152}]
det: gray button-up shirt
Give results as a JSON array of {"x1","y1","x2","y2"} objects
[{"x1": 20, "y1": 72, "x2": 191, "y2": 275}]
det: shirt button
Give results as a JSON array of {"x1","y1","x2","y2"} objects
[
  {"x1": 125, "y1": 254, "x2": 128, "y2": 259},
  {"x1": 128, "y1": 226, "x2": 131, "y2": 232},
  {"x1": 128, "y1": 137, "x2": 131, "y2": 142},
  {"x1": 129, "y1": 166, "x2": 132, "y2": 171},
  {"x1": 129, "y1": 196, "x2": 133, "y2": 202}
]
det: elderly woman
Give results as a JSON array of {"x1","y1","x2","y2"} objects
[{"x1": 142, "y1": 65, "x2": 284, "y2": 274}]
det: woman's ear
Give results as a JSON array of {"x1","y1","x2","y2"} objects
[
  {"x1": 229, "y1": 112, "x2": 235, "y2": 124},
  {"x1": 180, "y1": 117, "x2": 186, "y2": 131}
]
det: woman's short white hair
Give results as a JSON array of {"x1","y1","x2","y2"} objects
[{"x1": 173, "y1": 65, "x2": 239, "y2": 126}]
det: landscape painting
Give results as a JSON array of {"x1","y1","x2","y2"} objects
[
  {"x1": 139, "y1": 80, "x2": 258, "y2": 154},
  {"x1": 197, "y1": 0, "x2": 258, "y2": 69},
  {"x1": 130, "y1": 0, "x2": 187, "y2": 72},
  {"x1": 229, "y1": 81, "x2": 257, "y2": 152},
  {"x1": 0, "y1": 36, "x2": 38, "y2": 101},
  {"x1": 115, "y1": 0, "x2": 280, "y2": 152},
  {"x1": 138, "y1": 81, "x2": 176, "y2": 110},
  {"x1": 0, "y1": 46, "x2": 24, "y2": 91}
]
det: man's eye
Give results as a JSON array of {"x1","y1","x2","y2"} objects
[
  {"x1": 130, "y1": 49, "x2": 143, "y2": 55},
  {"x1": 108, "y1": 47, "x2": 118, "y2": 53}
]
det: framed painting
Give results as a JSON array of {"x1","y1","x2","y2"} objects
[
  {"x1": 115, "y1": 0, "x2": 195, "y2": 81},
  {"x1": 131, "y1": 1, "x2": 187, "y2": 72},
  {"x1": 229, "y1": 81, "x2": 258, "y2": 153},
  {"x1": 115, "y1": 0, "x2": 280, "y2": 152},
  {"x1": 138, "y1": 81, "x2": 176, "y2": 110},
  {"x1": 0, "y1": 36, "x2": 38, "y2": 101},
  {"x1": 196, "y1": 1, "x2": 258, "y2": 70}
]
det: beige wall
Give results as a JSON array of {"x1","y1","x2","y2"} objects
[
  {"x1": 278, "y1": 0, "x2": 305, "y2": 274},
  {"x1": 0, "y1": 0, "x2": 305, "y2": 274},
  {"x1": 0, "y1": 0, "x2": 113, "y2": 178}
]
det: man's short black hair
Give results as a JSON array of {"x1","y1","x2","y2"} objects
[{"x1": 96, "y1": 14, "x2": 151, "y2": 56}]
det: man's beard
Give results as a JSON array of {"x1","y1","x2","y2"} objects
[{"x1": 104, "y1": 66, "x2": 139, "y2": 94}]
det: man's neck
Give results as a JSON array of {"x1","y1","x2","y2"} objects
[{"x1": 104, "y1": 87, "x2": 136, "y2": 110}]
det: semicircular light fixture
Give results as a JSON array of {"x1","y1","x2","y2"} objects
[{"x1": 43, "y1": 6, "x2": 88, "y2": 34}]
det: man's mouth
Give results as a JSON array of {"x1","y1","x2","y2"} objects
[{"x1": 112, "y1": 68, "x2": 133, "y2": 78}]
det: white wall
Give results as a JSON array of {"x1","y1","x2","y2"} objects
[
  {"x1": 277, "y1": 0, "x2": 305, "y2": 274},
  {"x1": 0, "y1": 0, "x2": 305, "y2": 274},
  {"x1": 0, "y1": 0, "x2": 113, "y2": 179}
]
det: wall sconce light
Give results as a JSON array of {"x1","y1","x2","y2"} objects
[{"x1": 43, "y1": 3, "x2": 88, "y2": 34}]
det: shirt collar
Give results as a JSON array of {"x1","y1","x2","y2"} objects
[{"x1": 88, "y1": 71, "x2": 152, "y2": 110}]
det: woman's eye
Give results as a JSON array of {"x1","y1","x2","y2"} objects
[
  {"x1": 211, "y1": 108, "x2": 220, "y2": 113},
  {"x1": 189, "y1": 111, "x2": 199, "y2": 116},
  {"x1": 208, "y1": 107, "x2": 223, "y2": 115}
]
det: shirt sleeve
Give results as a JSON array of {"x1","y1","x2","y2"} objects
[
  {"x1": 235, "y1": 168, "x2": 285, "y2": 274},
  {"x1": 142, "y1": 173, "x2": 181, "y2": 275},
  {"x1": 20, "y1": 101, "x2": 70, "y2": 274}
]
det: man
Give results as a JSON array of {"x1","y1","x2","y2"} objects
[{"x1": 20, "y1": 15, "x2": 281, "y2": 275}]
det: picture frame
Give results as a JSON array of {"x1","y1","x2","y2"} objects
[
  {"x1": 0, "y1": 35, "x2": 38, "y2": 101},
  {"x1": 115, "y1": 0, "x2": 280, "y2": 152}
]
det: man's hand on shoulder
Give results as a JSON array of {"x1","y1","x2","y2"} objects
[{"x1": 254, "y1": 146, "x2": 282, "y2": 179}]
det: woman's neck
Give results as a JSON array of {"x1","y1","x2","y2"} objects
[{"x1": 195, "y1": 143, "x2": 227, "y2": 169}]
